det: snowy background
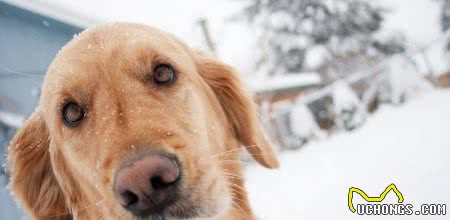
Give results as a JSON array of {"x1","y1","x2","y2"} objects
[
  {"x1": 1, "y1": 0, "x2": 450, "y2": 219},
  {"x1": 246, "y1": 89, "x2": 450, "y2": 219}
]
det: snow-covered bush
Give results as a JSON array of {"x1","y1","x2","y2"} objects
[
  {"x1": 258, "y1": 100, "x2": 325, "y2": 150},
  {"x1": 289, "y1": 101, "x2": 325, "y2": 146},
  {"x1": 332, "y1": 81, "x2": 366, "y2": 130},
  {"x1": 384, "y1": 56, "x2": 434, "y2": 105}
]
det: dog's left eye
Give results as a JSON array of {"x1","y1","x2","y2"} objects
[
  {"x1": 153, "y1": 64, "x2": 176, "y2": 85},
  {"x1": 62, "y1": 102, "x2": 84, "y2": 127}
]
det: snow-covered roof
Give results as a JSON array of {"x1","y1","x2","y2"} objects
[
  {"x1": 0, "y1": 111, "x2": 24, "y2": 128},
  {"x1": 2, "y1": 0, "x2": 98, "y2": 28},
  {"x1": 248, "y1": 73, "x2": 322, "y2": 94}
]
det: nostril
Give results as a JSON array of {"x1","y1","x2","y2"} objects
[
  {"x1": 151, "y1": 175, "x2": 172, "y2": 190},
  {"x1": 121, "y1": 190, "x2": 138, "y2": 207}
]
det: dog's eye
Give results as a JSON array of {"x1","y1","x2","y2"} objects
[
  {"x1": 153, "y1": 64, "x2": 176, "y2": 85},
  {"x1": 62, "y1": 102, "x2": 84, "y2": 127}
]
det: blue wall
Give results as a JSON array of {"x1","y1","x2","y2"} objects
[{"x1": 0, "y1": 2, "x2": 82, "y2": 218}]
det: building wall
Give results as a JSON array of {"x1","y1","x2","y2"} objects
[{"x1": 0, "y1": 2, "x2": 82, "y2": 219}]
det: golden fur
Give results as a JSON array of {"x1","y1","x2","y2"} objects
[{"x1": 7, "y1": 23, "x2": 278, "y2": 220}]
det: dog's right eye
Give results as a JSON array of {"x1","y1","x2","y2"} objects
[
  {"x1": 62, "y1": 102, "x2": 84, "y2": 127},
  {"x1": 153, "y1": 64, "x2": 177, "y2": 85}
]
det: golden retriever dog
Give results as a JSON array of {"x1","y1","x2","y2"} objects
[{"x1": 6, "y1": 23, "x2": 278, "y2": 220}]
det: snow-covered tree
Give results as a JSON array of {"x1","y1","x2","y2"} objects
[
  {"x1": 239, "y1": 0, "x2": 404, "y2": 76},
  {"x1": 332, "y1": 81, "x2": 366, "y2": 131},
  {"x1": 440, "y1": 0, "x2": 450, "y2": 50}
]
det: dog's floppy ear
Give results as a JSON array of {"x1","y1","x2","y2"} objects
[
  {"x1": 195, "y1": 53, "x2": 279, "y2": 169},
  {"x1": 7, "y1": 111, "x2": 70, "y2": 219}
]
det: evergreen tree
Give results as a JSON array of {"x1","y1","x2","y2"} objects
[
  {"x1": 441, "y1": 0, "x2": 450, "y2": 49},
  {"x1": 240, "y1": 0, "x2": 404, "y2": 76}
]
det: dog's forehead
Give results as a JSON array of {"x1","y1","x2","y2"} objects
[
  {"x1": 41, "y1": 23, "x2": 194, "y2": 95},
  {"x1": 47, "y1": 23, "x2": 190, "y2": 76},
  {"x1": 70, "y1": 22, "x2": 184, "y2": 52}
]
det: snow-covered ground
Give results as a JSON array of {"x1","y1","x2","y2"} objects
[{"x1": 245, "y1": 89, "x2": 450, "y2": 219}]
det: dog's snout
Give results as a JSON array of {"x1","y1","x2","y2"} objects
[{"x1": 114, "y1": 152, "x2": 181, "y2": 217}]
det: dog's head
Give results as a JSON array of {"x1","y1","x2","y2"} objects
[{"x1": 7, "y1": 23, "x2": 278, "y2": 220}]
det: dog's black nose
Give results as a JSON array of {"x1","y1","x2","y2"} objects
[{"x1": 114, "y1": 152, "x2": 180, "y2": 217}]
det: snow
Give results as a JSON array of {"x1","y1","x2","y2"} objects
[
  {"x1": 0, "y1": 111, "x2": 24, "y2": 129},
  {"x1": 245, "y1": 89, "x2": 450, "y2": 219},
  {"x1": 303, "y1": 46, "x2": 330, "y2": 70},
  {"x1": 385, "y1": 56, "x2": 434, "y2": 104},
  {"x1": 289, "y1": 102, "x2": 325, "y2": 143},
  {"x1": 375, "y1": 0, "x2": 450, "y2": 75},
  {"x1": 248, "y1": 73, "x2": 321, "y2": 94},
  {"x1": 332, "y1": 81, "x2": 367, "y2": 130},
  {"x1": 375, "y1": 0, "x2": 442, "y2": 48},
  {"x1": 419, "y1": 38, "x2": 450, "y2": 75}
]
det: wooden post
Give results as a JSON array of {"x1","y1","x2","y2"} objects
[{"x1": 198, "y1": 18, "x2": 216, "y2": 54}]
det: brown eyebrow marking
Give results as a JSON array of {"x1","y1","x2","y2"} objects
[{"x1": 114, "y1": 94, "x2": 128, "y2": 129}]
